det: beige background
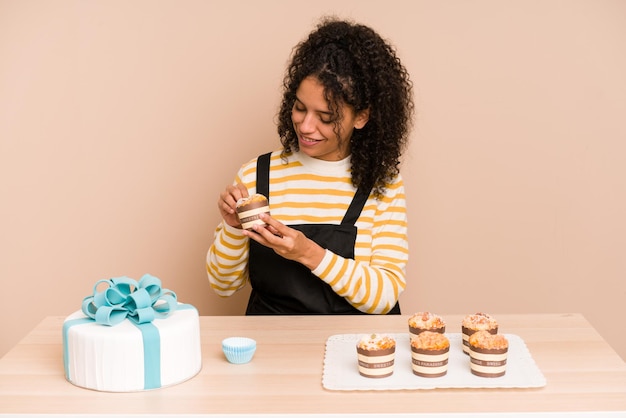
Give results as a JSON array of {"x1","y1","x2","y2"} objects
[{"x1": 1, "y1": 0, "x2": 625, "y2": 361}]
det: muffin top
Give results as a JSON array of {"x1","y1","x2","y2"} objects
[
  {"x1": 357, "y1": 334, "x2": 396, "y2": 351},
  {"x1": 469, "y1": 330, "x2": 508, "y2": 350},
  {"x1": 236, "y1": 193, "x2": 268, "y2": 209},
  {"x1": 462, "y1": 312, "x2": 498, "y2": 330},
  {"x1": 410, "y1": 331, "x2": 450, "y2": 350},
  {"x1": 408, "y1": 312, "x2": 446, "y2": 329}
]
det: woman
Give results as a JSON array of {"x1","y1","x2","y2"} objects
[{"x1": 206, "y1": 17, "x2": 414, "y2": 315}]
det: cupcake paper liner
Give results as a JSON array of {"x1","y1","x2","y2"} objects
[{"x1": 222, "y1": 337, "x2": 256, "y2": 364}]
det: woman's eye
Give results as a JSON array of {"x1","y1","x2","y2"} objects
[{"x1": 292, "y1": 103, "x2": 334, "y2": 124}]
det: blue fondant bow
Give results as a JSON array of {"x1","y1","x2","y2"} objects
[{"x1": 81, "y1": 274, "x2": 177, "y2": 326}]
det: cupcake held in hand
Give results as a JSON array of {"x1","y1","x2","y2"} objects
[{"x1": 236, "y1": 194, "x2": 270, "y2": 230}]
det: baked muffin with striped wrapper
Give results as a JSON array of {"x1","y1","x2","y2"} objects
[
  {"x1": 461, "y1": 312, "x2": 498, "y2": 355},
  {"x1": 408, "y1": 312, "x2": 446, "y2": 336},
  {"x1": 236, "y1": 193, "x2": 270, "y2": 231},
  {"x1": 356, "y1": 334, "x2": 396, "y2": 378},
  {"x1": 410, "y1": 331, "x2": 450, "y2": 378},
  {"x1": 468, "y1": 330, "x2": 509, "y2": 378}
]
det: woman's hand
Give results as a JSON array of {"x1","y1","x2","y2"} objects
[
  {"x1": 243, "y1": 213, "x2": 326, "y2": 271},
  {"x1": 217, "y1": 183, "x2": 248, "y2": 228}
]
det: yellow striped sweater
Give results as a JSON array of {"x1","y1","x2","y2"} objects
[{"x1": 206, "y1": 150, "x2": 408, "y2": 314}]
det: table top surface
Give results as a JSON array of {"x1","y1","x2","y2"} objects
[{"x1": 1, "y1": 313, "x2": 625, "y2": 416}]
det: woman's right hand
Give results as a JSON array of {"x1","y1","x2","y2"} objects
[{"x1": 218, "y1": 183, "x2": 249, "y2": 228}]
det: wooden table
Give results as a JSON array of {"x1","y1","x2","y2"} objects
[{"x1": 1, "y1": 313, "x2": 625, "y2": 417}]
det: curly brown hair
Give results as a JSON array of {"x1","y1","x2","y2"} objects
[{"x1": 277, "y1": 17, "x2": 414, "y2": 198}]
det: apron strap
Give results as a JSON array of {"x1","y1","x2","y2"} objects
[
  {"x1": 341, "y1": 187, "x2": 369, "y2": 226},
  {"x1": 256, "y1": 152, "x2": 272, "y2": 198},
  {"x1": 255, "y1": 151, "x2": 370, "y2": 226}
]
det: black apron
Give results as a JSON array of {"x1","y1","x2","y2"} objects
[{"x1": 245, "y1": 152, "x2": 401, "y2": 315}]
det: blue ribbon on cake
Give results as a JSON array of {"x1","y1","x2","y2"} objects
[
  {"x1": 63, "y1": 274, "x2": 183, "y2": 390},
  {"x1": 81, "y1": 274, "x2": 178, "y2": 325}
]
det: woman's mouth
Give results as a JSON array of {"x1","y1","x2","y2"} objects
[{"x1": 300, "y1": 136, "x2": 322, "y2": 145}]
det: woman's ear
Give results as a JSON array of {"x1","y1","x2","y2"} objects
[{"x1": 354, "y1": 108, "x2": 370, "y2": 129}]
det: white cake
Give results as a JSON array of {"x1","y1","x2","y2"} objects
[
  {"x1": 62, "y1": 275, "x2": 202, "y2": 392},
  {"x1": 63, "y1": 305, "x2": 201, "y2": 392}
]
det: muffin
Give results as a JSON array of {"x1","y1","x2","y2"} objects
[
  {"x1": 461, "y1": 312, "x2": 498, "y2": 355},
  {"x1": 356, "y1": 334, "x2": 396, "y2": 378},
  {"x1": 410, "y1": 331, "x2": 450, "y2": 378},
  {"x1": 408, "y1": 312, "x2": 446, "y2": 336},
  {"x1": 468, "y1": 330, "x2": 508, "y2": 377},
  {"x1": 236, "y1": 193, "x2": 270, "y2": 230}
]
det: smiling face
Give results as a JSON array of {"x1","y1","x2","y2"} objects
[{"x1": 291, "y1": 76, "x2": 369, "y2": 162}]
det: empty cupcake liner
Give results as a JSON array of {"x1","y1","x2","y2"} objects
[{"x1": 222, "y1": 337, "x2": 257, "y2": 364}]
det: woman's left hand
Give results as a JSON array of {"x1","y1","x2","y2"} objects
[{"x1": 242, "y1": 213, "x2": 325, "y2": 271}]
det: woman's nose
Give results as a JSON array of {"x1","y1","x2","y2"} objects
[{"x1": 299, "y1": 112, "x2": 316, "y2": 133}]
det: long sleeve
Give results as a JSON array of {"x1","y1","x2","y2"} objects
[
  {"x1": 311, "y1": 179, "x2": 408, "y2": 314},
  {"x1": 205, "y1": 162, "x2": 257, "y2": 296},
  {"x1": 206, "y1": 221, "x2": 250, "y2": 296}
]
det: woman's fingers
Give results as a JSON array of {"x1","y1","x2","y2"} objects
[{"x1": 218, "y1": 183, "x2": 249, "y2": 224}]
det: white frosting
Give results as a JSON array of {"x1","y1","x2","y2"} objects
[
  {"x1": 356, "y1": 334, "x2": 395, "y2": 351},
  {"x1": 63, "y1": 305, "x2": 201, "y2": 392}
]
